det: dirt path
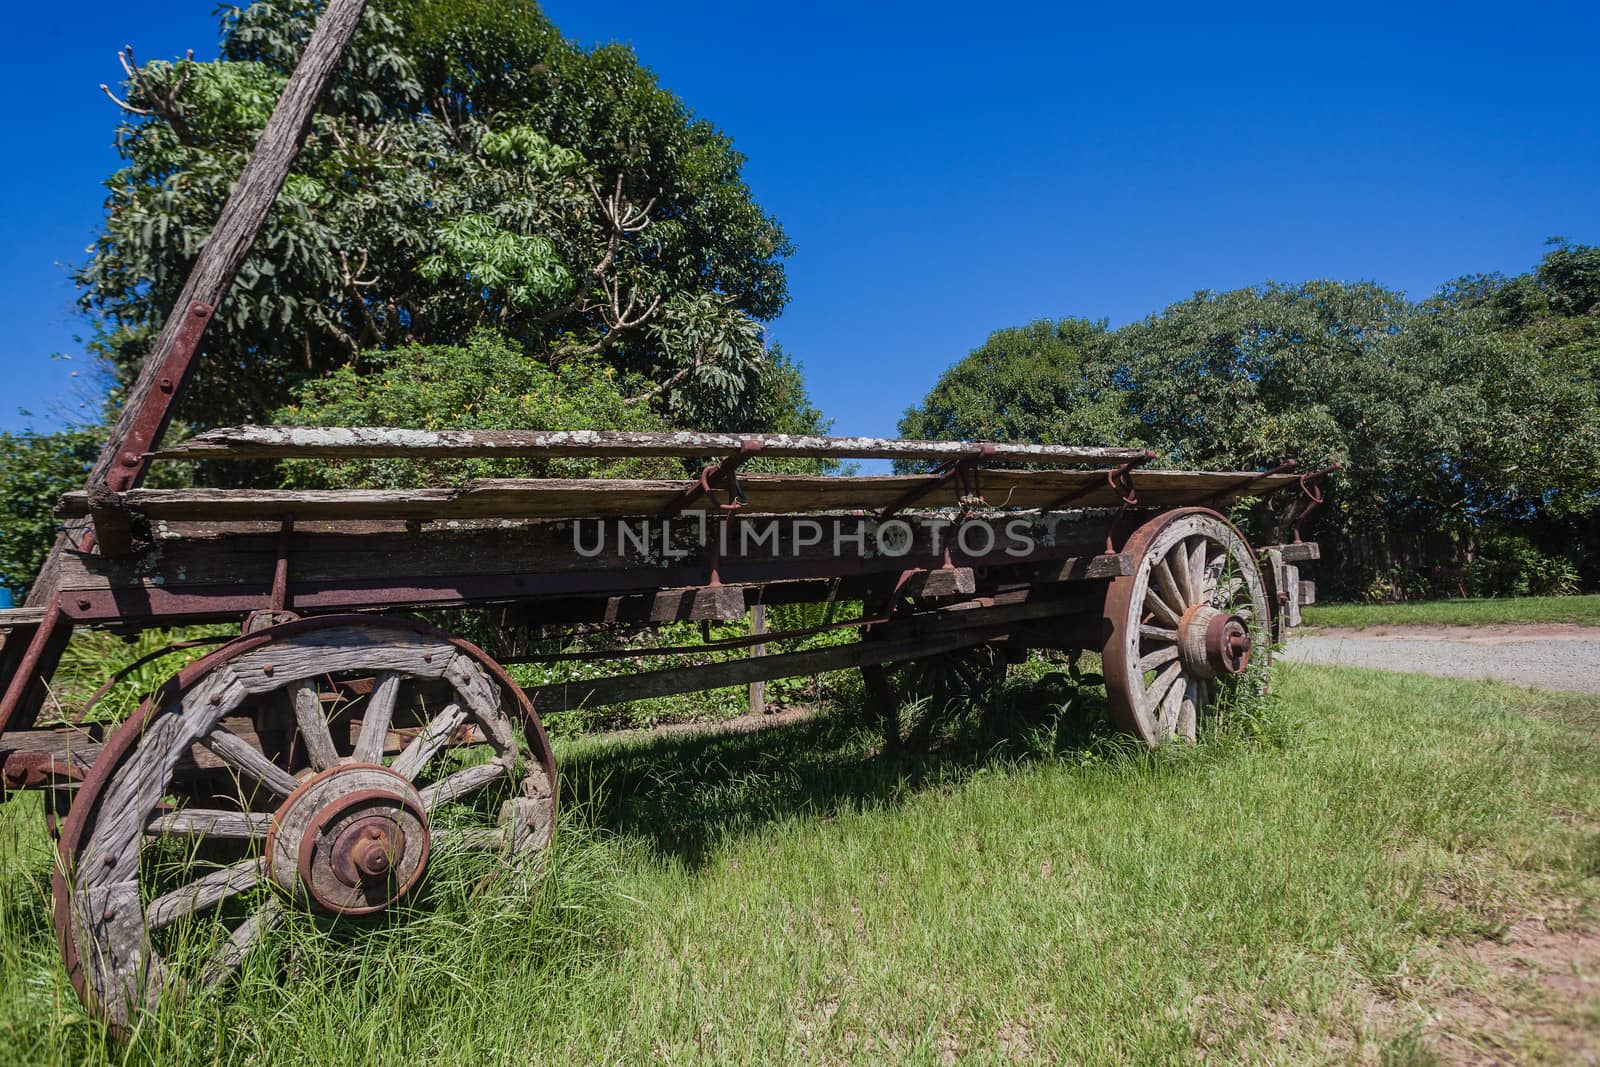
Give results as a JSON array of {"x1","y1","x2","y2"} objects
[{"x1": 1284, "y1": 623, "x2": 1600, "y2": 694}]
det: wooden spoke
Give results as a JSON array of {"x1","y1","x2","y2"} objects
[
  {"x1": 351, "y1": 670, "x2": 402, "y2": 764},
  {"x1": 1170, "y1": 540, "x2": 1196, "y2": 605},
  {"x1": 198, "y1": 898, "x2": 283, "y2": 990},
  {"x1": 146, "y1": 809, "x2": 272, "y2": 841},
  {"x1": 1139, "y1": 623, "x2": 1178, "y2": 643},
  {"x1": 146, "y1": 857, "x2": 266, "y2": 932},
  {"x1": 199, "y1": 727, "x2": 300, "y2": 798},
  {"x1": 391, "y1": 703, "x2": 468, "y2": 782},
  {"x1": 420, "y1": 760, "x2": 509, "y2": 811},
  {"x1": 1137, "y1": 645, "x2": 1179, "y2": 673},
  {"x1": 1145, "y1": 660, "x2": 1184, "y2": 708},
  {"x1": 1156, "y1": 673, "x2": 1185, "y2": 737},
  {"x1": 1188, "y1": 539, "x2": 1209, "y2": 603},
  {"x1": 289, "y1": 678, "x2": 340, "y2": 772},
  {"x1": 1216, "y1": 574, "x2": 1243, "y2": 606},
  {"x1": 433, "y1": 828, "x2": 506, "y2": 851},
  {"x1": 1177, "y1": 680, "x2": 1200, "y2": 740},
  {"x1": 1144, "y1": 587, "x2": 1183, "y2": 628},
  {"x1": 1199, "y1": 552, "x2": 1222, "y2": 603},
  {"x1": 1152, "y1": 557, "x2": 1189, "y2": 618}
]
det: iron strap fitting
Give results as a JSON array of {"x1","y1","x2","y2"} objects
[
  {"x1": 1209, "y1": 458, "x2": 1298, "y2": 510},
  {"x1": 877, "y1": 445, "x2": 995, "y2": 522},
  {"x1": 1104, "y1": 462, "x2": 1141, "y2": 553},
  {"x1": 665, "y1": 440, "x2": 762, "y2": 518},
  {"x1": 1038, "y1": 450, "x2": 1156, "y2": 514},
  {"x1": 1288, "y1": 463, "x2": 1341, "y2": 543},
  {"x1": 244, "y1": 515, "x2": 301, "y2": 634}
]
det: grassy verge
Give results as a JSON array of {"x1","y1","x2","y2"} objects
[
  {"x1": 1303, "y1": 593, "x2": 1600, "y2": 630},
  {"x1": 0, "y1": 665, "x2": 1595, "y2": 1064}
]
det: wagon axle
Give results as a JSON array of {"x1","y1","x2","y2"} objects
[
  {"x1": 268, "y1": 765, "x2": 432, "y2": 916},
  {"x1": 1181, "y1": 605, "x2": 1253, "y2": 679}
]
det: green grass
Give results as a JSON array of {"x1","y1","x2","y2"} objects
[
  {"x1": 0, "y1": 665, "x2": 1596, "y2": 1064},
  {"x1": 1303, "y1": 593, "x2": 1600, "y2": 630}
]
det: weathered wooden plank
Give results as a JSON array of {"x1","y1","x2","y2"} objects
[
  {"x1": 59, "y1": 468, "x2": 1301, "y2": 523},
  {"x1": 51, "y1": 516, "x2": 1122, "y2": 612},
  {"x1": 528, "y1": 627, "x2": 996, "y2": 714},
  {"x1": 901, "y1": 568, "x2": 976, "y2": 598},
  {"x1": 0, "y1": 608, "x2": 48, "y2": 630},
  {"x1": 526, "y1": 595, "x2": 1092, "y2": 713},
  {"x1": 156, "y1": 426, "x2": 1154, "y2": 465},
  {"x1": 985, "y1": 554, "x2": 1134, "y2": 582},
  {"x1": 1263, "y1": 541, "x2": 1321, "y2": 563}
]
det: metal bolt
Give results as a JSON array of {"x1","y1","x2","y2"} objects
[
  {"x1": 209, "y1": 691, "x2": 222, "y2": 705},
  {"x1": 121, "y1": 452, "x2": 141, "y2": 468},
  {"x1": 77, "y1": 599, "x2": 92, "y2": 611},
  {"x1": 421, "y1": 653, "x2": 433, "y2": 664},
  {"x1": 158, "y1": 377, "x2": 173, "y2": 393},
  {"x1": 102, "y1": 854, "x2": 117, "y2": 867},
  {"x1": 102, "y1": 907, "x2": 116, "y2": 922},
  {"x1": 261, "y1": 664, "x2": 275, "y2": 677}
]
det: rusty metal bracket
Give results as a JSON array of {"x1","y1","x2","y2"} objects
[
  {"x1": 106, "y1": 302, "x2": 215, "y2": 497},
  {"x1": 878, "y1": 445, "x2": 995, "y2": 521},
  {"x1": 244, "y1": 516, "x2": 301, "y2": 634},
  {"x1": 1038, "y1": 451, "x2": 1156, "y2": 513},
  {"x1": 0, "y1": 599, "x2": 68, "y2": 737},
  {"x1": 82, "y1": 301, "x2": 216, "y2": 559},
  {"x1": 1103, "y1": 465, "x2": 1141, "y2": 553},
  {"x1": 1285, "y1": 463, "x2": 1341, "y2": 543},
  {"x1": 664, "y1": 440, "x2": 762, "y2": 518},
  {"x1": 1207, "y1": 459, "x2": 1297, "y2": 509}
]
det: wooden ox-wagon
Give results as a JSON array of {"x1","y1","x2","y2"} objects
[
  {"x1": 0, "y1": 425, "x2": 1328, "y2": 1026},
  {"x1": 0, "y1": 0, "x2": 1331, "y2": 1029}
]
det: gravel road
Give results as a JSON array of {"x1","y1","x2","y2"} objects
[{"x1": 1283, "y1": 624, "x2": 1600, "y2": 694}]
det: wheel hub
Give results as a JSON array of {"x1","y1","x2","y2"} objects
[
  {"x1": 268, "y1": 765, "x2": 430, "y2": 915},
  {"x1": 1178, "y1": 605, "x2": 1252, "y2": 679}
]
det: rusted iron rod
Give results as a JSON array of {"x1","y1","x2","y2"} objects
[
  {"x1": 663, "y1": 440, "x2": 762, "y2": 518},
  {"x1": 1037, "y1": 451, "x2": 1156, "y2": 512},
  {"x1": 877, "y1": 445, "x2": 994, "y2": 520},
  {"x1": 1208, "y1": 459, "x2": 1298, "y2": 507}
]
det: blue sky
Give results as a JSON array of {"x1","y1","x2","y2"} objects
[{"x1": 3, "y1": 1, "x2": 1597, "y2": 438}]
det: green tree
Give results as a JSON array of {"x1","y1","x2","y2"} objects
[
  {"x1": 0, "y1": 430, "x2": 101, "y2": 601},
  {"x1": 896, "y1": 318, "x2": 1131, "y2": 457},
  {"x1": 81, "y1": 0, "x2": 794, "y2": 432},
  {"x1": 275, "y1": 330, "x2": 670, "y2": 488},
  {"x1": 900, "y1": 259, "x2": 1600, "y2": 599}
]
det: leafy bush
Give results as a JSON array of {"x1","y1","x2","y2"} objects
[
  {"x1": 1465, "y1": 535, "x2": 1581, "y2": 598},
  {"x1": 0, "y1": 429, "x2": 100, "y2": 601},
  {"x1": 275, "y1": 330, "x2": 672, "y2": 488}
]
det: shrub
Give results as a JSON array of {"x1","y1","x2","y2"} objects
[
  {"x1": 0, "y1": 429, "x2": 100, "y2": 601},
  {"x1": 1464, "y1": 534, "x2": 1580, "y2": 598},
  {"x1": 275, "y1": 330, "x2": 673, "y2": 488}
]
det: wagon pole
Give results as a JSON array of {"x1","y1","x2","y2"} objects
[{"x1": 1, "y1": 0, "x2": 369, "y2": 735}]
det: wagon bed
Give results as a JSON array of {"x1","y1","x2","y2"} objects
[{"x1": 1, "y1": 408, "x2": 1331, "y2": 1035}]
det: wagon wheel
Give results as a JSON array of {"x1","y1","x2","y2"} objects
[
  {"x1": 862, "y1": 643, "x2": 1007, "y2": 750},
  {"x1": 1102, "y1": 508, "x2": 1271, "y2": 745},
  {"x1": 52, "y1": 615, "x2": 557, "y2": 1030}
]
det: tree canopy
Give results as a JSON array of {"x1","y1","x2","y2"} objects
[
  {"x1": 899, "y1": 243, "x2": 1600, "y2": 599},
  {"x1": 82, "y1": 0, "x2": 796, "y2": 430}
]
